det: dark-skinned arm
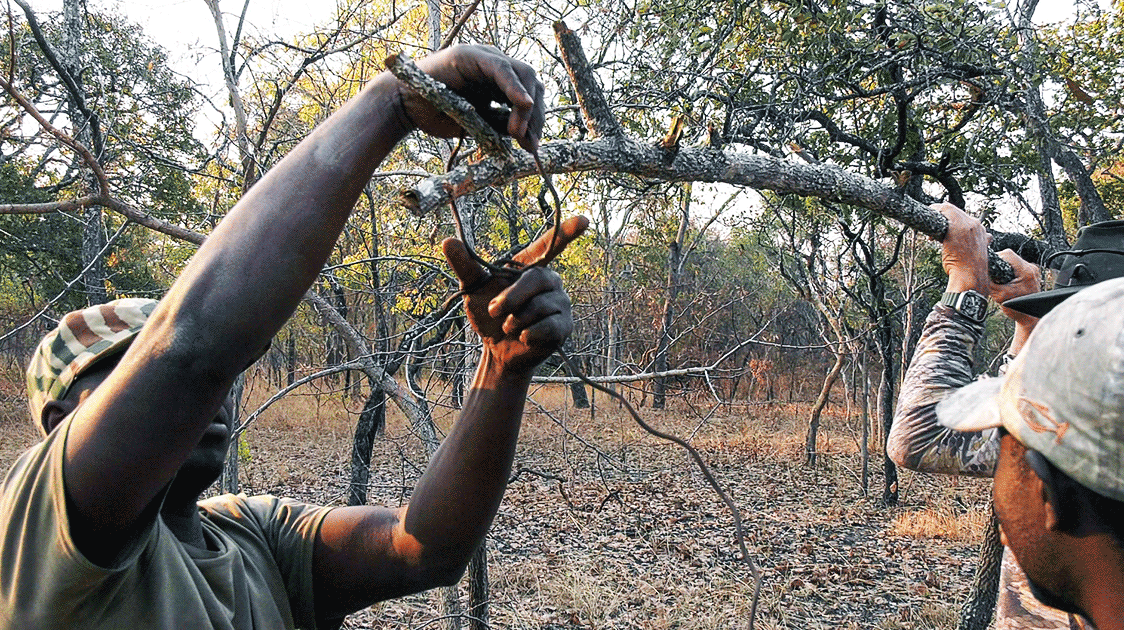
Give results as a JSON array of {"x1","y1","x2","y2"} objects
[
  {"x1": 310, "y1": 217, "x2": 588, "y2": 619},
  {"x1": 59, "y1": 46, "x2": 546, "y2": 561}
]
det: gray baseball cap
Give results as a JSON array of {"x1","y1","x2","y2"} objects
[{"x1": 937, "y1": 276, "x2": 1124, "y2": 502}]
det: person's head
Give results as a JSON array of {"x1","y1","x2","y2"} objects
[
  {"x1": 1005, "y1": 219, "x2": 1124, "y2": 317},
  {"x1": 27, "y1": 299, "x2": 158, "y2": 436},
  {"x1": 938, "y1": 278, "x2": 1124, "y2": 624},
  {"x1": 26, "y1": 299, "x2": 235, "y2": 496}
]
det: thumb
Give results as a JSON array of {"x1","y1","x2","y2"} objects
[
  {"x1": 441, "y1": 238, "x2": 487, "y2": 289},
  {"x1": 513, "y1": 215, "x2": 590, "y2": 267}
]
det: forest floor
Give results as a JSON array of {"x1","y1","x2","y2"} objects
[{"x1": 0, "y1": 374, "x2": 995, "y2": 630}]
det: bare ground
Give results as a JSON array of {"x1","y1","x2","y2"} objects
[{"x1": 0, "y1": 374, "x2": 994, "y2": 629}]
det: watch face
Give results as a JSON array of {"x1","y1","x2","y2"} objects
[{"x1": 962, "y1": 293, "x2": 988, "y2": 321}]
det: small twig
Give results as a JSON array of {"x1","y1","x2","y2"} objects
[
  {"x1": 438, "y1": 0, "x2": 484, "y2": 50},
  {"x1": 507, "y1": 466, "x2": 566, "y2": 484},
  {"x1": 0, "y1": 75, "x2": 109, "y2": 195},
  {"x1": 531, "y1": 152, "x2": 562, "y2": 267}
]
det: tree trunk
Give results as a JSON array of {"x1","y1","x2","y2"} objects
[
  {"x1": 805, "y1": 348, "x2": 844, "y2": 468},
  {"x1": 205, "y1": 0, "x2": 256, "y2": 190},
  {"x1": 467, "y1": 544, "x2": 489, "y2": 630},
  {"x1": 63, "y1": 0, "x2": 107, "y2": 305},
  {"x1": 348, "y1": 386, "x2": 385, "y2": 506},
  {"x1": 286, "y1": 329, "x2": 297, "y2": 386},
  {"x1": 1015, "y1": 0, "x2": 1108, "y2": 233},
  {"x1": 562, "y1": 341, "x2": 589, "y2": 408},
  {"x1": 653, "y1": 185, "x2": 690, "y2": 409},
  {"x1": 423, "y1": 0, "x2": 468, "y2": 596},
  {"x1": 957, "y1": 507, "x2": 1003, "y2": 630},
  {"x1": 221, "y1": 373, "x2": 244, "y2": 494},
  {"x1": 452, "y1": 321, "x2": 466, "y2": 409},
  {"x1": 860, "y1": 349, "x2": 870, "y2": 495},
  {"x1": 879, "y1": 349, "x2": 898, "y2": 506}
]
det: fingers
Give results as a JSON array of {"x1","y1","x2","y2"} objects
[
  {"x1": 502, "y1": 295, "x2": 566, "y2": 337},
  {"x1": 513, "y1": 216, "x2": 590, "y2": 267},
  {"x1": 488, "y1": 268, "x2": 572, "y2": 344},
  {"x1": 518, "y1": 312, "x2": 573, "y2": 347},
  {"x1": 419, "y1": 45, "x2": 546, "y2": 152},
  {"x1": 995, "y1": 248, "x2": 1037, "y2": 275},
  {"x1": 991, "y1": 249, "x2": 1041, "y2": 302},
  {"x1": 932, "y1": 202, "x2": 990, "y2": 293},
  {"x1": 488, "y1": 267, "x2": 563, "y2": 319},
  {"x1": 441, "y1": 237, "x2": 487, "y2": 290},
  {"x1": 510, "y1": 64, "x2": 545, "y2": 152}
]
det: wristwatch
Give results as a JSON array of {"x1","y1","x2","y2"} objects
[{"x1": 939, "y1": 289, "x2": 988, "y2": 323}]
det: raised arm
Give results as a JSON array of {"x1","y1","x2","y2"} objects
[
  {"x1": 889, "y1": 203, "x2": 1040, "y2": 476},
  {"x1": 59, "y1": 46, "x2": 545, "y2": 556},
  {"x1": 310, "y1": 217, "x2": 589, "y2": 620}
]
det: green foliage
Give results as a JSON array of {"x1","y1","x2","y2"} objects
[
  {"x1": 1, "y1": 8, "x2": 205, "y2": 312},
  {"x1": 1040, "y1": 1, "x2": 1124, "y2": 174}
]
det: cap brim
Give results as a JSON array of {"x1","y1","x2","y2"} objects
[
  {"x1": 1003, "y1": 286, "x2": 1083, "y2": 318},
  {"x1": 936, "y1": 377, "x2": 1004, "y2": 432}
]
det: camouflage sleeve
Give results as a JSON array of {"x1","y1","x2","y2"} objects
[{"x1": 888, "y1": 305, "x2": 1000, "y2": 477}]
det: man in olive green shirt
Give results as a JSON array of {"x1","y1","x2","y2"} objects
[{"x1": 2, "y1": 44, "x2": 586, "y2": 629}]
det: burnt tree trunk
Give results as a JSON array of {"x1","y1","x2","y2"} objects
[
  {"x1": 467, "y1": 544, "x2": 489, "y2": 630},
  {"x1": 562, "y1": 340, "x2": 589, "y2": 408},
  {"x1": 958, "y1": 507, "x2": 1003, "y2": 630},
  {"x1": 347, "y1": 189, "x2": 392, "y2": 508},
  {"x1": 221, "y1": 373, "x2": 244, "y2": 494},
  {"x1": 653, "y1": 185, "x2": 690, "y2": 409},
  {"x1": 286, "y1": 329, "x2": 297, "y2": 386},
  {"x1": 348, "y1": 387, "x2": 385, "y2": 506}
]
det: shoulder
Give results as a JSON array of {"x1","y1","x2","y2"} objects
[
  {"x1": 200, "y1": 493, "x2": 333, "y2": 542},
  {"x1": 3, "y1": 417, "x2": 73, "y2": 536}
]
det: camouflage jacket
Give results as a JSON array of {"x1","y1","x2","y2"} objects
[{"x1": 891, "y1": 305, "x2": 1091, "y2": 630}]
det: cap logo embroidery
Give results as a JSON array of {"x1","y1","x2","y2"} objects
[{"x1": 1018, "y1": 397, "x2": 1069, "y2": 444}]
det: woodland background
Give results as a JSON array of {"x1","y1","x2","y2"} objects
[{"x1": 0, "y1": 0, "x2": 1121, "y2": 628}]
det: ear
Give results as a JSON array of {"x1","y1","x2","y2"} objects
[
  {"x1": 1025, "y1": 450, "x2": 1077, "y2": 532},
  {"x1": 40, "y1": 399, "x2": 75, "y2": 436}
]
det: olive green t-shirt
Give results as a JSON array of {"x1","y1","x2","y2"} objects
[{"x1": 0, "y1": 416, "x2": 332, "y2": 629}]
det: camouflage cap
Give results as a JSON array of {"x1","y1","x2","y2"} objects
[
  {"x1": 937, "y1": 277, "x2": 1124, "y2": 502},
  {"x1": 26, "y1": 298, "x2": 157, "y2": 435}
]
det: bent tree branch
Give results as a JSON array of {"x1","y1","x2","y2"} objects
[{"x1": 401, "y1": 21, "x2": 1019, "y2": 283}]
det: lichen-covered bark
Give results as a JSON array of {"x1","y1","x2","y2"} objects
[
  {"x1": 553, "y1": 22, "x2": 623, "y2": 138},
  {"x1": 386, "y1": 52, "x2": 511, "y2": 157},
  {"x1": 400, "y1": 138, "x2": 1018, "y2": 282}
]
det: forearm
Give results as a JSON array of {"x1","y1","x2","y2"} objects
[
  {"x1": 401, "y1": 350, "x2": 531, "y2": 570},
  {"x1": 145, "y1": 72, "x2": 412, "y2": 376},
  {"x1": 889, "y1": 306, "x2": 999, "y2": 477},
  {"x1": 308, "y1": 357, "x2": 536, "y2": 613}
]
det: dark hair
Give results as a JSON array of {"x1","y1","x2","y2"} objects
[{"x1": 1085, "y1": 485, "x2": 1124, "y2": 548}]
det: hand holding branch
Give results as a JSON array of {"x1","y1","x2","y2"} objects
[
  {"x1": 395, "y1": 44, "x2": 546, "y2": 153},
  {"x1": 935, "y1": 202, "x2": 1042, "y2": 334}
]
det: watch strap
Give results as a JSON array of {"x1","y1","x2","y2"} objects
[{"x1": 939, "y1": 290, "x2": 988, "y2": 323}]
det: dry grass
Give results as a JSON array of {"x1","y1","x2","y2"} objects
[
  {"x1": 1, "y1": 372, "x2": 995, "y2": 629},
  {"x1": 0, "y1": 364, "x2": 37, "y2": 464},
  {"x1": 890, "y1": 505, "x2": 991, "y2": 543}
]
